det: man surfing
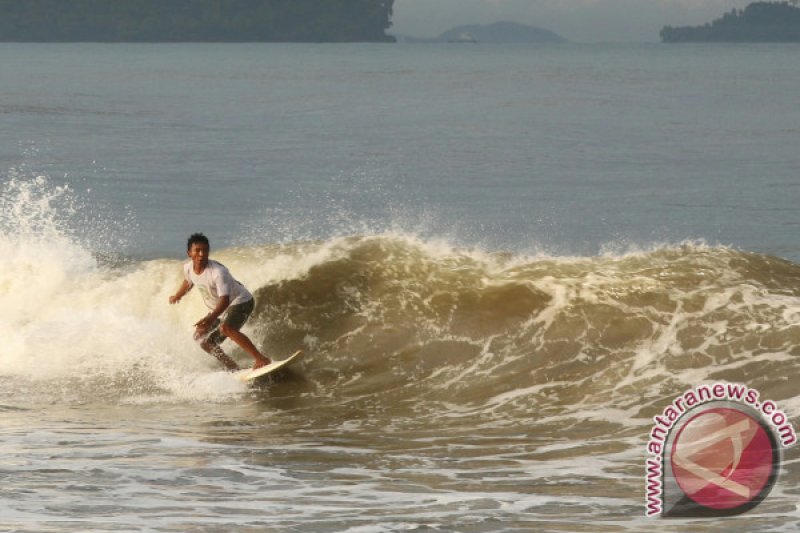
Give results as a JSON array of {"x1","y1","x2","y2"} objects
[{"x1": 169, "y1": 233, "x2": 271, "y2": 371}]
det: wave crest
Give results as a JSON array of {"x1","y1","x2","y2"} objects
[{"x1": 245, "y1": 236, "x2": 800, "y2": 415}]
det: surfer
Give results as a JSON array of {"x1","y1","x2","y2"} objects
[{"x1": 169, "y1": 233, "x2": 271, "y2": 371}]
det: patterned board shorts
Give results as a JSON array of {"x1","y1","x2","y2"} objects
[{"x1": 197, "y1": 299, "x2": 255, "y2": 346}]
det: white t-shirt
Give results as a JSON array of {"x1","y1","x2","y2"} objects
[{"x1": 183, "y1": 259, "x2": 253, "y2": 310}]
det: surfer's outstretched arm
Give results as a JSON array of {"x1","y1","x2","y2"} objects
[{"x1": 169, "y1": 279, "x2": 192, "y2": 304}]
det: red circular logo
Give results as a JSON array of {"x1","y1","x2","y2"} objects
[{"x1": 671, "y1": 407, "x2": 775, "y2": 510}]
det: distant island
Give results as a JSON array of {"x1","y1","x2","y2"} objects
[
  {"x1": 396, "y1": 21, "x2": 567, "y2": 44},
  {"x1": 661, "y1": 1, "x2": 800, "y2": 42},
  {"x1": 0, "y1": 0, "x2": 395, "y2": 42}
]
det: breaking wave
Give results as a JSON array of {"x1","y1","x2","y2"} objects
[{"x1": 2, "y1": 176, "x2": 800, "y2": 427}]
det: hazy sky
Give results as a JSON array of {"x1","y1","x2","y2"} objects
[{"x1": 391, "y1": 0, "x2": 753, "y2": 42}]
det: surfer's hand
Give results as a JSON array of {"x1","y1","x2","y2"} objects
[
  {"x1": 194, "y1": 315, "x2": 212, "y2": 333},
  {"x1": 170, "y1": 281, "x2": 191, "y2": 305}
]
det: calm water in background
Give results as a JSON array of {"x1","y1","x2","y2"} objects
[
  {"x1": 1, "y1": 43, "x2": 800, "y2": 531},
  {"x1": 3, "y1": 43, "x2": 800, "y2": 259}
]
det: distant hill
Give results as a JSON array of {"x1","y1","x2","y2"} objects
[
  {"x1": 661, "y1": 1, "x2": 800, "y2": 42},
  {"x1": 439, "y1": 22, "x2": 566, "y2": 43},
  {"x1": 396, "y1": 21, "x2": 567, "y2": 44},
  {"x1": 0, "y1": 0, "x2": 396, "y2": 43}
]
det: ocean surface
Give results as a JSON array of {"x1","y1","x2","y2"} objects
[{"x1": 1, "y1": 43, "x2": 800, "y2": 531}]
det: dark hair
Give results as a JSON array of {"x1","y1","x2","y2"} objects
[{"x1": 187, "y1": 233, "x2": 210, "y2": 251}]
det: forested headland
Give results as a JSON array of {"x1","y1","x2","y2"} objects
[
  {"x1": 0, "y1": 0, "x2": 395, "y2": 42},
  {"x1": 661, "y1": 1, "x2": 800, "y2": 42}
]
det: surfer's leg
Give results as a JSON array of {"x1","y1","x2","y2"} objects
[
  {"x1": 200, "y1": 340, "x2": 240, "y2": 371},
  {"x1": 194, "y1": 318, "x2": 239, "y2": 371},
  {"x1": 220, "y1": 325, "x2": 271, "y2": 369},
  {"x1": 219, "y1": 300, "x2": 271, "y2": 370}
]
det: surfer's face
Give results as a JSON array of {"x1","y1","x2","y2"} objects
[{"x1": 188, "y1": 242, "x2": 209, "y2": 272}]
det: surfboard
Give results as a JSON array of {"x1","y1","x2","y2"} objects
[{"x1": 236, "y1": 350, "x2": 304, "y2": 383}]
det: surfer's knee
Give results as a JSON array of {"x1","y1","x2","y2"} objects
[{"x1": 220, "y1": 322, "x2": 238, "y2": 337}]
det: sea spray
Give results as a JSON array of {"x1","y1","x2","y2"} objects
[{"x1": 0, "y1": 175, "x2": 226, "y2": 400}]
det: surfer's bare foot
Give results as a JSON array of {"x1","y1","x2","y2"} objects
[{"x1": 252, "y1": 357, "x2": 271, "y2": 370}]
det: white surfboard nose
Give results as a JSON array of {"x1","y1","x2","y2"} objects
[{"x1": 237, "y1": 350, "x2": 304, "y2": 383}]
